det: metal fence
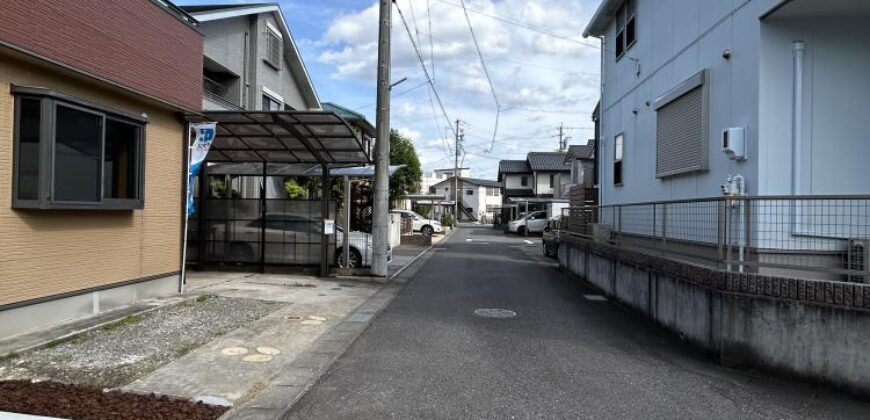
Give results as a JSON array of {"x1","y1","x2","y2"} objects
[{"x1": 562, "y1": 195, "x2": 870, "y2": 282}]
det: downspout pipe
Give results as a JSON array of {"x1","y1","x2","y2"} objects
[
  {"x1": 791, "y1": 41, "x2": 805, "y2": 234},
  {"x1": 791, "y1": 41, "x2": 805, "y2": 196}
]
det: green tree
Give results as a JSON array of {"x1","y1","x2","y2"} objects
[
  {"x1": 283, "y1": 178, "x2": 308, "y2": 199},
  {"x1": 388, "y1": 129, "x2": 422, "y2": 200}
]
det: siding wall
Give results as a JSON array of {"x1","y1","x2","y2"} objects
[
  {"x1": 597, "y1": 0, "x2": 781, "y2": 205},
  {"x1": 0, "y1": 0, "x2": 202, "y2": 111},
  {"x1": 0, "y1": 52, "x2": 183, "y2": 307}
]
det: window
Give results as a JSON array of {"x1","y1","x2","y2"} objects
[
  {"x1": 654, "y1": 69, "x2": 709, "y2": 178},
  {"x1": 520, "y1": 176, "x2": 528, "y2": 187},
  {"x1": 486, "y1": 187, "x2": 500, "y2": 196},
  {"x1": 264, "y1": 24, "x2": 282, "y2": 69},
  {"x1": 466, "y1": 189, "x2": 474, "y2": 196},
  {"x1": 549, "y1": 174, "x2": 555, "y2": 188},
  {"x1": 262, "y1": 94, "x2": 281, "y2": 111},
  {"x1": 614, "y1": 133, "x2": 624, "y2": 186},
  {"x1": 13, "y1": 87, "x2": 145, "y2": 210},
  {"x1": 614, "y1": 0, "x2": 636, "y2": 60}
]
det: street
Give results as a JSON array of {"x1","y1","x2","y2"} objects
[{"x1": 286, "y1": 225, "x2": 870, "y2": 419}]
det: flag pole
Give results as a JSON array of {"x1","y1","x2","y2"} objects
[{"x1": 180, "y1": 123, "x2": 193, "y2": 294}]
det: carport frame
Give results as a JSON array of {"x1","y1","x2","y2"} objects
[{"x1": 185, "y1": 110, "x2": 373, "y2": 277}]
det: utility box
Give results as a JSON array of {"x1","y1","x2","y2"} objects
[{"x1": 722, "y1": 127, "x2": 746, "y2": 160}]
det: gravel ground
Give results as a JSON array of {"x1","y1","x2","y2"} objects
[
  {"x1": 0, "y1": 296, "x2": 283, "y2": 388},
  {"x1": 0, "y1": 380, "x2": 228, "y2": 420}
]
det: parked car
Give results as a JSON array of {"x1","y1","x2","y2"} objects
[
  {"x1": 206, "y1": 214, "x2": 390, "y2": 268},
  {"x1": 391, "y1": 210, "x2": 444, "y2": 236},
  {"x1": 542, "y1": 219, "x2": 561, "y2": 258},
  {"x1": 507, "y1": 210, "x2": 548, "y2": 235}
]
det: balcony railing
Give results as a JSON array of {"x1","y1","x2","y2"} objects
[
  {"x1": 561, "y1": 195, "x2": 870, "y2": 282},
  {"x1": 203, "y1": 77, "x2": 241, "y2": 110}
]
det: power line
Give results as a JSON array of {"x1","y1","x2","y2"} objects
[
  {"x1": 432, "y1": 0, "x2": 598, "y2": 49},
  {"x1": 426, "y1": 0, "x2": 435, "y2": 84},
  {"x1": 394, "y1": 0, "x2": 457, "y2": 140},
  {"x1": 457, "y1": 0, "x2": 500, "y2": 154},
  {"x1": 352, "y1": 80, "x2": 429, "y2": 110}
]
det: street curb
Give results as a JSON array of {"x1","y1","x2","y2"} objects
[{"x1": 221, "y1": 227, "x2": 454, "y2": 420}]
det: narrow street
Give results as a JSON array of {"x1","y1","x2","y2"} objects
[{"x1": 286, "y1": 226, "x2": 870, "y2": 419}]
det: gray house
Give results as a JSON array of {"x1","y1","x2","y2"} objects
[
  {"x1": 563, "y1": 141, "x2": 596, "y2": 193},
  {"x1": 182, "y1": 3, "x2": 321, "y2": 111},
  {"x1": 584, "y1": 0, "x2": 870, "y2": 203},
  {"x1": 581, "y1": 0, "x2": 870, "y2": 281}
]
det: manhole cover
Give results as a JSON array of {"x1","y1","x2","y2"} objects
[
  {"x1": 474, "y1": 308, "x2": 517, "y2": 318},
  {"x1": 242, "y1": 354, "x2": 273, "y2": 363},
  {"x1": 256, "y1": 347, "x2": 281, "y2": 355},
  {"x1": 221, "y1": 347, "x2": 249, "y2": 356},
  {"x1": 583, "y1": 295, "x2": 608, "y2": 302}
]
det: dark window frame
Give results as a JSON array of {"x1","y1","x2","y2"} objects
[
  {"x1": 614, "y1": 133, "x2": 624, "y2": 187},
  {"x1": 11, "y1": 86, "x2": 146, "y2": 210},
  {"x1": 520, "y1": 176, "x2": 528, "y2": 187},
  {"x1": 262, "y1": 94, "x2": 281, "y2": 111},
  {"x1": 614, "y1": 0, "x2": 637, "y2": 61},
  {"x1": 466, "y1": 189, "x2": 474, "y2": 196}
]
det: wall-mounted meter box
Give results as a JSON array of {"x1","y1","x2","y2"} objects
[{"x1": 722, "y1": 127, "x2": 746, "y2": 160}]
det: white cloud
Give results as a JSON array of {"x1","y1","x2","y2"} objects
[{"x1": 316, "y1": 0, "x2": 602, "y2": 179}]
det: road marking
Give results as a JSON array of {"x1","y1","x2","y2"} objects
[
  {"x1": 523, "y1": 240, "x2": 534, "y2": 244},
  {"x1": 466, "y1": 239, "x2": 473, "y2": 242}
]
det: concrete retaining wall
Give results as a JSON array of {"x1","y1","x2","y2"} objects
[{"x1": 559, "y1": 237, "x2": 870, "y2": 394}]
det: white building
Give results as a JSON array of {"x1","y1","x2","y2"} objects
[
  {"x1": 419, "y1": 167, "x2": 470, "y2": 195},
  {"x1": 429, "y1": 177, "x2": 502, "y2": 222}
]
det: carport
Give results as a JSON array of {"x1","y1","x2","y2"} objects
[{"x1": 185, "y1": 110, "x2": 373, "y2": 276}]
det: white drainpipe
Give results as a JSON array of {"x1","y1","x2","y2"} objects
[
  {"x1": 791, "y1": 41, "x2": 805, "y2": 234},
  {"x1": 791, "y1": 41, "x2": 805, "y2": 196}
]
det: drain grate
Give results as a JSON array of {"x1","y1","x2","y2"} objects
[{"x1": 474, "y1": 308, "x2": 517, "y2": 318}]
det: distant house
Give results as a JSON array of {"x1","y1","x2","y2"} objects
[
  {"x1": 430, "y1": 177, "x2": 502, "y2": 222},
  {"x1": 563, "y1": 141, "x2": 596, "y2": 193},
  {"x1": 0, "y1": 0, "x2": 202, "y2": 339},
  {"x1": 181, "y1": 3, "x2": 321, "y2": 111},
  {"x1": 419, "y1": 168, "x2": 470, "y2": 195},
  {"x1": 497, "y1": 152, "x2": 570, "y2": 218}
]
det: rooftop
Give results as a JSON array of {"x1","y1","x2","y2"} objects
[
  {"x1": 527, "y1": 152, "x2": 570, "y2": 172},
  {"x1": 498, "y1": 160, "x2": 531, "y2": 174},
  {"x1": 565, "y1": 141, "x2": 596, "y2": 163}
]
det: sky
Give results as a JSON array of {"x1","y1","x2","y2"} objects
[{"x1": 177, "y1": 0, "x2": 603, "y2": 180}]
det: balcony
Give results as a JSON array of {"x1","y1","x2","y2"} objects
[{"x1": 203, "y1": 76, "x2": 241, "y2": 110}]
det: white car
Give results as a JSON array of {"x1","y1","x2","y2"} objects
[
  {"x1": 204, "y1": 214, "x2": 390, "y2": 268},
  {"x1": 391, "y1": 210, "x2": 444, "y2": 236},
  {"x1": 507, "y1": 210, "x2": 549, "y2": 235}
]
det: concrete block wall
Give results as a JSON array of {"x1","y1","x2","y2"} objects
[{"x1": 559, "y1": 236, "x2": 870, "y2": 394}]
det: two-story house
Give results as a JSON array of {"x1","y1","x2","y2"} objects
[
  {"x1": 429, "y1": 177, "x2": 502, "y2": 222},
  {"x1": 585, "y1": 0, "x2": 870, "y2": 203},
  {"x1": 0, "y1": 0, "x2": 202, "y2": 339},
  {"x1": 583, "y1": 0, "x2": 870, "y2": 280},
  {"x1": 498, "y1": 152, "x2": 570, "y2": 219},
  {"x1": 181, "y1": 3, "x2": 321, "y2": 112}
]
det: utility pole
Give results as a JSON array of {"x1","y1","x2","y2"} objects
[
  {"x1": 453, "y1": 119, "x2": 461, "y2": 224},
  {"x1": 558, "y1": 123, "x2": 565, "y2": 151},
  {"x1": 371, "y1": 0, "x2": 391, "y2": 277}
]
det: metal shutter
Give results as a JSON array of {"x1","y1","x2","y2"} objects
[
  {"x1": 266, "y1": 31, "x2": 281, "y2": 69},
  {"x1": 656, "y1": 86, "x2": 704, "y2": 177}
]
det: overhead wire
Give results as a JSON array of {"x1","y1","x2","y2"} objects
[
  {"x1": 394, "y1": 0, "x2": 457, "y2": 141},
  {"x1": 457, "y1": 0, "x2": 501, "y2": 154}
]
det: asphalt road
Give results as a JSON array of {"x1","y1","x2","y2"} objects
[{"x1": 285, "y1": 225, "x2": 870, "y2": 419}]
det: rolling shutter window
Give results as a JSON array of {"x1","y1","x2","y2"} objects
[{"x1": 656, "y1": 85, "x2": 705, "y2": 177}]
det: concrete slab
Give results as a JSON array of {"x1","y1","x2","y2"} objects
[{"x1": 123, "y1": 275, "x2": 381, "y2": 405}]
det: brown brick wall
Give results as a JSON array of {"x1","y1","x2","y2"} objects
[
  {"x1": 0, "y1": 53, "x2": 183, "y2": 307},
  {"x1": 0, "y1": 0, "x2": 203, "y2": 111}
]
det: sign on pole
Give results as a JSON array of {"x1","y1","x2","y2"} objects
[{"x1": 187, "y1": 123, "x2": 217, "y2": 216}]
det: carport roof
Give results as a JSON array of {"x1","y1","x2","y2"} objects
[{"x1": 185, "y1": 110, "x2": 372, "y2": 165}]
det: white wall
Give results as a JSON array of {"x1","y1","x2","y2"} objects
[
  {"x1": 504, "y1": 174, "x2": 531, "y2": 189},
  {"x1": 759, "y1": 17, "x2": 870, "y2": 195},
  {"x1": 597, "y1": 0, "x2": 783, "y2": 205}
]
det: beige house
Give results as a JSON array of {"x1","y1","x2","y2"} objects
[{"x1": 0, "y1": 0, "x2": 203, "y2": 339}]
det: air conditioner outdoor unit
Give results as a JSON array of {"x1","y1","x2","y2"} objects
[{"x1": 847, "y1": 239, "x2": 870, "y2": 283}]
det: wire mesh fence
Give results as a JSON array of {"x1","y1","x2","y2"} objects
[{"x1": 562, "y1": 195, "x2": 870, "y2": 282}]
